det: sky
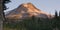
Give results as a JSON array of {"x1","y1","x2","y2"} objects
[{"x1": 5, "y1": 0, "x2": 60, "y2": 15}]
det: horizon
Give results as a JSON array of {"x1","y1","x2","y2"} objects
[{"x1": 5, "y1": 0, "x2": 60, "y2": 15}]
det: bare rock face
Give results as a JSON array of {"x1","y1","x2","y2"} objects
[{"x1": 5, "y1": 3, "x2": 53, "y2": 19}]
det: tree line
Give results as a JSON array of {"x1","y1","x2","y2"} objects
[{"x1": 3, "y1": 11, "x2": 60, "y2": 30}]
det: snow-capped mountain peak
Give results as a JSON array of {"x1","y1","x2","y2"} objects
[{"x1": 5, "y1": 3, "x2": 53, "y2": 19}]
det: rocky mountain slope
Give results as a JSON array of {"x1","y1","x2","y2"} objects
[{"x1": 5, "y1": 3, "x2": 53, "y2": 19}]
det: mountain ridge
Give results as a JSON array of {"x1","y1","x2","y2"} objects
[{"x1": 5, "y1": 3, "x2": 53, "y2": 19}]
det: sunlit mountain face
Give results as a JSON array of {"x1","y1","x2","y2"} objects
[{"x1": 5, "y1": 3, "x2": 54, "y2": 19}]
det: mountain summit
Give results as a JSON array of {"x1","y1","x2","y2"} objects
[{"x1": 5, "y1": 3, "x2": 53, "y2": 19}]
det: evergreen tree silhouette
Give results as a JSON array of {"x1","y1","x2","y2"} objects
[
  {"x1": 57, "y1": 11, "x2": 60, "y2": 30},
  {"x1": 3, "y1": 0, "x2": 11, "y2": 10},
  {"x1": 3, "y1": 0, "x2": 11, "y2": 22},
  {"x1": 53, "y1": 10, "x2": 59, "y2": 30},
  {"x1": 31, "y1": 15, "x2": 35, "y2": 22},
  {"x1": 55, "y1": 10, "x2": 58, "y2": 18},
  {"x1": 59, "y1": 11, "x2": 60, "y2": 17}
]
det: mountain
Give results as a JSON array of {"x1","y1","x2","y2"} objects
[{"x1": 5, "y1": 3, "x2": 53, "y2": 19}]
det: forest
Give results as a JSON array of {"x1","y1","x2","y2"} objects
[{"x1": 3, "y1": 11, "x2": 60, "y2": 30}]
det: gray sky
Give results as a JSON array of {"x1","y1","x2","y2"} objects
[{"x1": 5, "y1": 0, "x2": 60, "y2": 15}]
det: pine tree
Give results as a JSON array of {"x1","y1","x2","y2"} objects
[
  {"x1": 0, "y1": 0, "x2": 10, "y2": 30},
  {"x1": 57, "y1": 11, "x2": 60, "y2": 30},
  {"x1": 53, "y1": 10, "x2": 59, "y2": 30},
  {"x1": 31, "y1": 15, "x2": 35, "y2": 22},
  {"x1": 3, "y1": 0, "x2": 11, "y2": 10},
  {"x1": 59, "y1": 11, "x2": 60, "y2": 17},
  {"x1": 3, "y1": 0, "x2": 11, "y2": 21},
  {"x1": 55, "y1": 10, "x2": 58, "y2": 18}
]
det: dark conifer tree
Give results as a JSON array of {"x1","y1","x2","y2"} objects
[
  {"x1": 53, "y1": 10, "x2": 59, "y2": 30},
  {"x1": 38, "y1": 18, "x2": 42, "y2": 24},
  {"x1": 3, "y1": 0, "x2": 11, "y2": 10},
  {"x1": 57, "y1": 11, "x2": 60, "y2": 30},
  {"x1": 59, "y1": 11, "x2": 60, "y2": 17},
  {"x1": 3, "y1": 0, "x2": 11, "y2": 22},
  {"x1": 0, "y1": 0, "x2": 10, "y2": 30},
  {"x1": 31, "y1": 15, "x2": 35, "y2": 22},
  {"x1": 55, "y1": 10, "x2": 58, "y2": 18}
]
